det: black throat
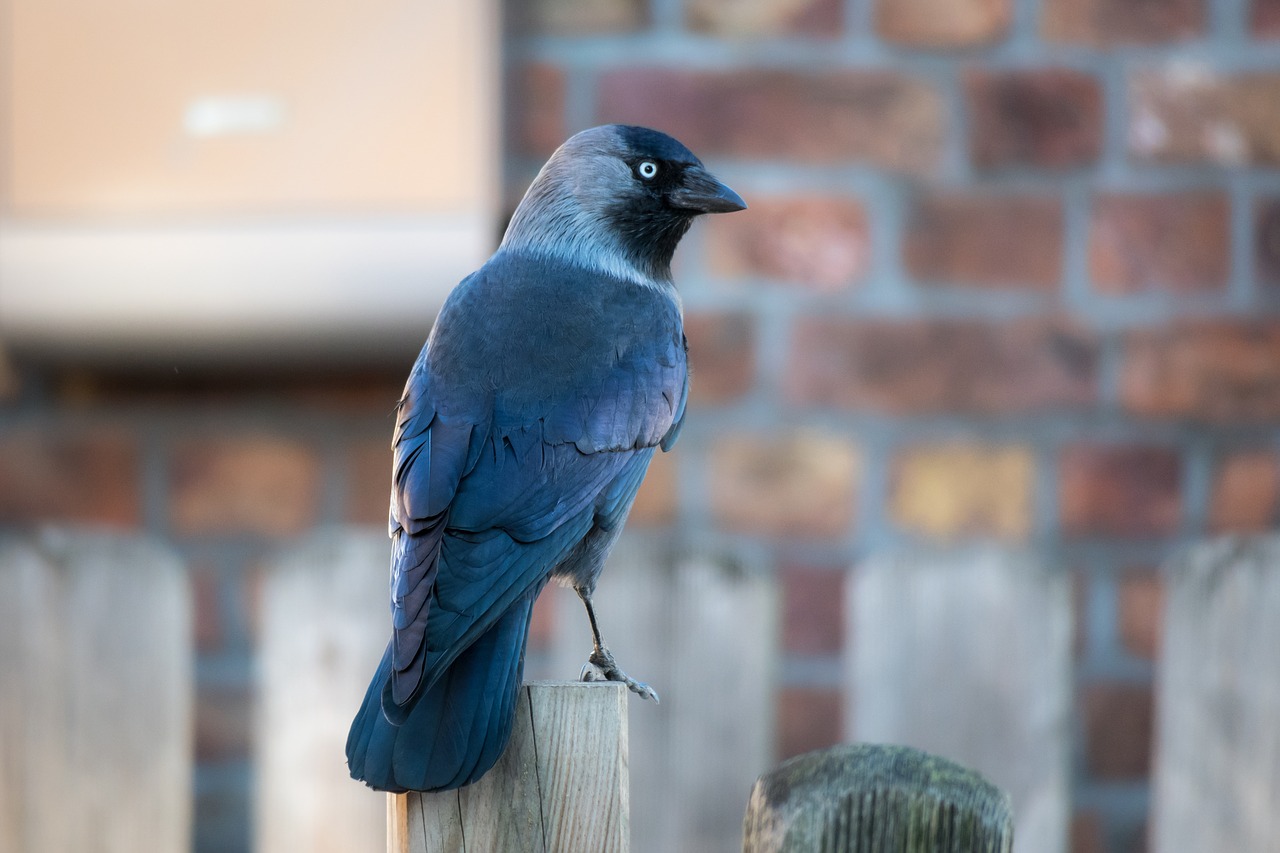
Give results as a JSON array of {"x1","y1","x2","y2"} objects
[{"x1": 606, "y1": 206, "x2": 695, "y2": 282}]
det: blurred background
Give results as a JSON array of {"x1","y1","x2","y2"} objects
[{"x1": 3, "y1": 0, "x2": 1280, "y2": 851}]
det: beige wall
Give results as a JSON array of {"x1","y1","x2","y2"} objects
[
  {"x1": 3, "y1": 0, "x2": 496, "y2": 218},
  {"x1": 0, "y1": 0, "x2": 498, "y2": 353}
]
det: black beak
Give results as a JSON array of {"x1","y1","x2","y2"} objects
[{"x1": 669, "y1": 166, "x2": 747, "y2": 214}]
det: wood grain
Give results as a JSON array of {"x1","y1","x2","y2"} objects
[
  {"x1": 1152, "y1": 536, "x2": 1280, "y2": 853},
  {"x1": 393, "y1": 682, "x2": 628, "y2": 852},
  {"x1": 546, "y1": 536, "x2": 779, "y2": 853},
  {"x1": 256, "y1": 528, "x2": 389, "y2": 853},
  {"x1": 0, "y1": 530, "x2": 192, "y2": 853},
  {"x1": 848, "y1": 548, "x2": 1072, "y2": 853},
  {"x1": 743, "y1": 743, "x2": 1014, "y2": 853}
]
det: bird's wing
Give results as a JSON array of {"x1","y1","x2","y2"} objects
[
  {"x1": 384, "y1": 351, "x2": 484, "y2": 710},
  {"x1": 385, "y1": 262, "x2": 687, "y2": 715},
  {"x1": 661, "y1": 333, "x2": 690, "y2": 451}
]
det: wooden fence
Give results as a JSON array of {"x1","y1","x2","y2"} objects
[
  {"x1": 543, "y1": 538, "x2": 779, "y2": 853},
  {"x1": 1151, "y1": 536, "x2": 1280, "y2": 852},
  {"x1": 2, "y1": 527, "x2": 1278, "y2": 852},
  {"x1": 848, "y1": 549, "x2": 1072, "y2": 853},
  {"x1": 255, "y1": 529, "x2": 388, "y2": 853},
  {"x1": 0, "y1": 530, "x2": 191, "y2": 853}
]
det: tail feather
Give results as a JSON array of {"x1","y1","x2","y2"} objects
[
  {"x1": 345, "y1": 644, "x2": 397, "y2": 788},
  {"x1": 346, "y1": 588, "x2": 537, "y2": 792}
]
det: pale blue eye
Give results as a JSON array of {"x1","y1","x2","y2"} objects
[{"x1": 637, "y1": 160, "x2": 659, "y2": 180}]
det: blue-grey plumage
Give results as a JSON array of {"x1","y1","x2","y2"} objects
[{"x1": 346, "y1": 125, "x2": 745, "y2": 793}]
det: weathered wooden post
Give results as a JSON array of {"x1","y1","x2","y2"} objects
[
  {"x1": 743, "y1": 743, "x2": 1014, "y2": 853},
  {"x1": 1152, "y1": 535, "x2": 1280, "y2": 852},
  {"x1": 388, "y1": 681, "x2": 629, "y2": 853}
]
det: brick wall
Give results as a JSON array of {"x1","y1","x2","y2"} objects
[
  {"x1": 506, "y1": 1, "x2": 1280, "y2": 851},
  {"x1": 2, "y1": 0, "x2": 1279, "y2": 850}
]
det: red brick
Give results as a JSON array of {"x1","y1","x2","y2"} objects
[
  {"x1": 1255, "y1": 198, "x2": 1280, "y2": 289},
  {"x1": 1081, "y1": 682, "x2": 1154, "y2": 780},
  {"x1": 890, "y1": 442, "x2": 1035, "y2": 539},
  {"x1": 904, "y1": 193, "x2": 1062, "y2": 290},
  {"x1": 597, "y1": 69, "x2": 945, "y2": 175},
  {"x1": 510, "y1": 0, "x2": 648, "y2": 34},
  {"x1": 788, "y1": 318, "x2": 1097, "y2": 415},
  {"x1": 965, "y1": 69, "x2": 1102, "y2": 170},
  {"x1": 1209, "y1": 449, "x2": 1280, "y2": 533},
  {"x1": 1118, "y1": 570, "x2": 1164, "y2": 660},
  {"x1": 1253, "y1": 0, "x2": 1280, "y2": 35},
  {"x1": 1073, "y1": 571, "x2": 1089, "y2": 661},
  {"x1": 243, "y1": 564, "x2": 266, "y2": 648},
  {"x1": 688, "y1": 0, "x2": 842, "y2": 36},
  {"x1": 1044, "y1": 0, "x2": 1204, "y2": 44},
  {"x1": 877, "y1": 0, "x2": 1010, "y2": 46},
  {"x1": 705, "y1": 195, "x2": 869, "y2": 291},
  {"x1": 1088, "y1": 193, "x2": 1229, "y2": 294},
  {"x1": 1130, "y1": 70, "x2": 1280, "y2": 166},
  {"x1": 709, "y1": 430, "x2": 859, "y2": 538},
  {"x1": 780, "y1": 565, "x2": 845, "y2": 656},
  {"x1": 170, "y1": 437, "x2": 320, "y2": 536},
  {"x1": 629, "y1": 446, "x2": 678, "y2": 527},
  {"x1": 191, "y1": 565, "x2": 225, "y2": 655},
  {"x1": 1059, "y1": 445, "x2": 1182, "y2": 537},
  {"x1": 776, "y1": 687, "x2": 843, "y2": 760},
  {"x1": 509, "y1": 63, "x2": 567, "y2": 159},
  {"x1": 1120, "y1": 322, "x2": 1280, "y2": 422},
  {"x1": 1116, "y1": 822, "x2": 1149, "y2": 853},
  {"x1": 684, "y1": 313, "x2": 756, "y2": 404},
  {"x1": 47, "y1": 367, "x2": 404, "y2": 415},
  {"x1": 345, "y1": 438, "x2": 390, "y2": 526},
  {"x1": 195, "y1": 682, "x2": 252, "y2": 763},
  {"x1": 0, "y1": 427, "x2": 140, "y2": 527},
  {"x1": 529, "y1": 586, "x2": 558, "y2": 652},
  {"x1": 277, "y1": 373, "x2": 406, "y2": 415},
  {"x1": 1071, "y1": 810, "x2": 1107, "y2": 853}
]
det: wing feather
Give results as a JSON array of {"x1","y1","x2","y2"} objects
[{"x1": 382, "y1": 256, "x2": 689, "y2": 717}]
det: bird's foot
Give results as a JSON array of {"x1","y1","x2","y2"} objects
[{"x1": 580, "y1": 647, "x2": 660, "y2": 703}]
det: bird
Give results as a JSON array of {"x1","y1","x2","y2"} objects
[{"x1": 345, "y1": 125, "x2": 746, "y2": 793}]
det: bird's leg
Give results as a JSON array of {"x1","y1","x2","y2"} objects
[{"x1": 577, "y1": 588, "x2": 659, "y2": 703}]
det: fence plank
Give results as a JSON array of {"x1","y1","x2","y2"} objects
[
  {"x1": 847, "y1": 549, "x2": 1072, "y2": 853},
  {"x1": 258, "y1": 530, "x2": 774, "y2": 852},
  {"x1": 548, "y1": 536, "x2": 778, "y2": 853},
  {"x1": 256, "y1": 528, "x2": 389, "y2": 853},
  {"x1": 392, "y1": 681, "x2": 627, "y2": 853},
  {"x1": 0, "y1": 530, "x2": 192, "y2": 853},
  {"x1": 1152, "y1": 536, "x2": 1280, "y2": 853}
]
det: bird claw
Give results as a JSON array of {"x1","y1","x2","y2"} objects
[{"x1": 580, "y1": 649, "x2": 660, "y2": 703}]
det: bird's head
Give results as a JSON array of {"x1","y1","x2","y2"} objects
[{"x1": 501, "y1": 125, "x2": 746, "y2": 284}]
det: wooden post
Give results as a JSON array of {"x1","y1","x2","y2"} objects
[
  {"x1": 743, "y1": 743, "x2": 1014, "y2": 853},
  {"x1": 388, "y1": 681, "x2": 629, "y2": 853},
  {"x1": 848, "y1": 549, "x2": 1071, "y2": 853},
  {"x1": 1152, "y1": 535, "x2": 1280, "y2": 852},
  {"x1": 0, "y1": 530, "x2": 192, "y2": 853}
]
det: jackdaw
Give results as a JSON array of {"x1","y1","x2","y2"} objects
[{"x1": 345, "y1": 124, "x2": 745, "y2": 793}]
